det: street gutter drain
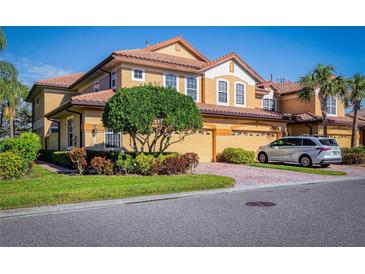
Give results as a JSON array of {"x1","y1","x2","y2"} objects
[{"x1": 245, "y1": 202, "x2": 276, "y2": 207}]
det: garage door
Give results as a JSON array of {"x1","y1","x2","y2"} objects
[
  {"x1": 216, "y1": 131, "x2": 278, "y2": 153},
  {"x1": 167, "y1": 130, "x2": 213, "y2": 162}
]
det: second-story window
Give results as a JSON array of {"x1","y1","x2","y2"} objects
[
  {"x1": 165, "y1": 74, "x2": 177, "y2": 89},
  {"x1": 326, "y1": 96, "x2": 337, "y2": 115},
  {"x1": 94, "y1": 81, "x2": 100, "y2": 92},
  {"x1": 186, "y1": 77, "x2": 198, "y2": 101},
  {"x1": 263, "y1": 98, "x2": 276, "y2": 111},
  {"x1": 235, "y1": 83, "x2": 245, "y2": 106},
  {"x1": 217, "y1": 80, "x2": 228, "y2": 104},
  {"x1": 111, "y1": 71, "x2": 116, "y2": 89},
  {"x1": 132, "y1": 69, "x2": 144, "y2": 81}
]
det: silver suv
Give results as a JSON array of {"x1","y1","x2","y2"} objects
[{"x1": 257, "y1": 136, "x2": 342, "y2": 167}]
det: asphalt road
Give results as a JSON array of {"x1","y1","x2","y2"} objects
[{"x1": 1, "y1": 179, "x2": 365, "y2": 246}]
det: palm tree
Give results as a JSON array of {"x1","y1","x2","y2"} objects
[
  {"x1": 0, "y1": 27, "x2": 6, "y2": 51},
  {"x1": 346, "y1": 74, "x2": 365, "y2": 147},
  {"x1": 0, "y1": 61, "x2": 19, "y2": 137},
  {"x1": 299, "y1": 64, "x2": 348, "y2": 137}
]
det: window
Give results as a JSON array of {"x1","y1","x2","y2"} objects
[
  {"x1": 235, "y1": 83, "x2": 245, "y2": 106},
  {"x1": 165, "y1": 74, "x2": 177, "y2": 88},
  {"x1": 104, "y1": 129, "x2": 121, "y2": 148},
  {"x1": 132, "y1": 69, "x2": 144, "y2": 81},
  {"x1": 217, "y1": 80, "x2": 228, "y2": 104},
  {"x1": 263, "y1": 98, "x2": 276, "y2": 111},
  {"x1": 94, "y1": 81, "x2": 100, "y2": 92},
  {"x1": 326, "y1": 96, "x2": 337, "y2": 115},
  {"x1": 303, "y1": 139, "x2": 316, "y2": 146},
  {"x1": 271, "y1": 139, "x2": 285, "y2": 147},
  {"x1": 67, "y1": 118, "x2": 74, "y2": 148},
  {"x1": 319, "y1": 138, "x2": 338, "y2": 146},
  {"x1": 111, "y1": 71, "x2": 116, "y2": 89},
  {"x1": 186, "y1": 77, "x2": 198, "y2": 101},
  {"x1": 49, "y1": 122, "x2": 59, "y2": 134},
  {"x1": 285, "y1": 138, "x2": 302, "y2": 146}
]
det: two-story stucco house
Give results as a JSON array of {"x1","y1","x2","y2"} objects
[{"x1": 26, "y1": 36, "x2": 363, "y2": 162}]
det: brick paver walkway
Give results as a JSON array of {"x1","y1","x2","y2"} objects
[{"x1": 195, "y1": 163, "x2": 365, "y2": 187}]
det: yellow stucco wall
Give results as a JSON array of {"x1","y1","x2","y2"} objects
[
  {"x1": 153, "y1": 42, "x2": 199, "y2": 60},
  {"x1": 279, "y1": 94, "x2": 315, "y2": 114},
  {"x1": 203, "y1": 75, "x2": 260, "y2": 108}
]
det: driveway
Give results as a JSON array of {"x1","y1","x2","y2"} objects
[{"x1": 195, "y1": 163, "x2": 365, "y2": 187}]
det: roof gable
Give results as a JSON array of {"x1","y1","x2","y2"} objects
[{"x1": 144, "y1": 36, "x2": 208, "y2": 62}]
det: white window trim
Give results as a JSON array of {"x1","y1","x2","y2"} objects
[
  {"x1": 261, "y1": 98, "x2": 277, "y2": 111},
  {"x1": 234, "y1": 81, "x2": 246, "y2": 107},
  {"x1": 327, "y1": 96, "x2": 337, "y2": 117},
  {"x1": 216, "y1": 79, "x2": 230, "y2": 106},
  {"x1": 163, "y1": 73, "x2": 179, "y2": 91},
  {"x1": 111, "y1": 71, "x2": 117, "y2": 89},
  {"x1": 184, "y1": 76, "x2": 200, "y2": 102},
  {"x1": 66, "y1": 116, "x2": 74, "y2": 150},
  {"x1": 132, "y1": 68, "x2": 145, "y2": 82},
  {"x1": 94, "y1": 80, "x2": 100, "y2": 92},
  {"x1": 103, "y1": 128, "x2": 122, "y2": 150}
]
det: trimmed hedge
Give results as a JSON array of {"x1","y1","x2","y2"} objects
[
  {"x1": 38, "y1": 149, "x2": 73, "y2": 168},
  {"x1": 0, "y1": 152, "x2": 28, "y2": 180},
  {"x1": 341, "y1": 147, "x2": 365, "y2": 165},
  {"x1": 218, "y1": 147, "x2": 255, "y2": 164}
]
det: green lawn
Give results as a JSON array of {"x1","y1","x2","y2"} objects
[
  {"x1": 0, "y1": 165, "x2": 235, "y2": 210},
  {"x1": 250, "y1": 163, "x2": 347, "y2": 176}
]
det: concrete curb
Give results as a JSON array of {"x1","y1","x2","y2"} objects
[{"x1": 0, "y1": 176, "x2": 363, "y2": 219}]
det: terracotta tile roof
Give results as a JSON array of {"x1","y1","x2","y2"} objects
[
  {"x1": 113, "y1": 49, "x2": 205, "y2": 71},
  {"x1": 143, "y1": 35, "x2": 209, "y2": 62},
  {"x1": 197, "y1": 103, "x2": 285, "y2": 120},
  {"x1": 255, "y1": 88, "x2": 271, "y2": 95},
  {"x1": 200, "y1": 52, "x2": 265, "y2": 82},
  {"x1": 70, "y1": 89, "x2": 114, "y2": 106},
  {"x1": 35, "y1": 73, "x2": 84, "y2": 88},
  {"x1": 289, "y1": 112, "x2": 364, "y2": 126},
  {"x1": 273, "y1": 81, "x2": 303, "y2": 95},
  {"x1": 257, "y1": 80, "x2": 275, "y2": 89}
]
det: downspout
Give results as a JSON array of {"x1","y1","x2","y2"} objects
[
  {"x1": 100, "y1": 68, "x2": 112, "y2": 89},
  {"x1": 305, "y1": 124, "x2": 313, "y2": 135},
  {"x1": 47, "y1": 118, "x2": 61, "y2": 151},
  {"x1": 66, "y1": 108, "x2": 83, "y2": 148}
]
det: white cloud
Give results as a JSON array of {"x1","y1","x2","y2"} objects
[{"x1": 1, "y1": 56, "x2": 72, "y2": 86}]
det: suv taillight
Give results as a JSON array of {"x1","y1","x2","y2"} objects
[{"x1": 317, "y1": 147, "x2": 331, "y2": 154}]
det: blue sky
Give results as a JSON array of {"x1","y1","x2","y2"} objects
[{"x1": 1, "y1": 26, "x2": 365, "y2": 87}]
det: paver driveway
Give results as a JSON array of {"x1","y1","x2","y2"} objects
[{"x1": 195, "y1": 163, "x2": 365, "y2": 187}]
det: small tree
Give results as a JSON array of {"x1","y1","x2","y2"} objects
[
  {"x1": 102, "y1": 84, "x2": 203, "y2": 154},
  {"x1": 346, "y1": 74, "x2": 365, "y2": 147},
  {"x1": 69, "y1": 147, "x2": 87, "y2": 175}
]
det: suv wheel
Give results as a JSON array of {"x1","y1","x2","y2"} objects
[
  {"x1": 258, "y1": 152, "x2": 268, "y2": 163},
  {"x1": 299, "y1": 155, "x2": 312, "y2": 167}
]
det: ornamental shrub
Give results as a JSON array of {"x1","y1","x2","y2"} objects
[
  {"x1": 0, "y1": 152, "x2": 27, "y2": 180},
  {"x1": 38, "y1": 150, "x2": 73, "y2": 169},
  {"x1": 0, "y1": 132, "x2": 41, "y2": 172},
  {"x1": 159, "y1": 155, "x2": 189, "y2": 175},
  {"x1": 90, "y1": 156, "x2": 114, "y2": 175},
  {"x1": 116, "y1": 153, "x2": 137, "y2": 174},
  {"x1": 342, "y1": 147, "x2": 365, "y2": 164},
  {"x1": 68, "y1": 147, "x2": 88, "y2": 175},
  {"x1": 183, "y1": 152, "x2": 199, "y2": 173},
  {"x1": 219, "y1": 147, "x2": 255, "y2": 164},
  {"x1": 135, "y1": 154, "x2": 156, "y2": 175}
]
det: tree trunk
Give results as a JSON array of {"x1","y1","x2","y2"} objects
[
  {"x1": 351, "y1": 105, "x2": 359, "y2": 147},
  {"x1": 319, "y1": 96, "x2": 328, "y2": 137},
  {"x1": 9, "y1": 106, "x2": 15, "y2": 138}
]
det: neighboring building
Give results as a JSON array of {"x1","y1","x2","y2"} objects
[{"x1": 26, "y1": 36, "x2": 362, "y2": 162}]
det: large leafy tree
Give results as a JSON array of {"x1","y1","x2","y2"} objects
[
  {"x1": 103, "y1": 84, "x2": 203, "y2": 154},
  {"x1": 299, "y1": 64, "x2": 348, "y2": 137},
  {"x1": 345, "y1": 74, "x2": 365, "y2": 147}
]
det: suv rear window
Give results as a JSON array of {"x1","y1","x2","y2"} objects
[
  {"x1": 285, "y1": 138, "x2": 302, "y2": 146},
  {"x1": 303, "y1": 139, "x2": 316, "y2": 146},
  {"x1": 319, "y1": 138, "x2": 338, "y2": 146}
]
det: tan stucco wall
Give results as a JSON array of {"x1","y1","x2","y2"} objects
[
  {"x1": 279, "y1": 94, "x2": 315, "y2": 114},
  {"x1": 153, "y1": 42, "x2": 199, "y2": 60},
  {"x1": 203, "y1": 75, "x2": 260, "y2": 108}
]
